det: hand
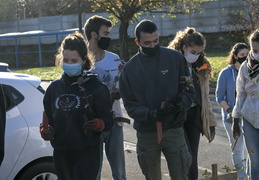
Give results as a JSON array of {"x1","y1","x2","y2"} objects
[
  {"x1": 84, "y1": 118, "x2": 105, "y2": 132},
  {"x1": 226, "y1": 107, "x2": 233, "y2": 123},
  {"x1": 155, "y1": 108, "x2": 168, "y2": 122},
  {"x1": 162, "y1": 99, "x2": 182, "y2": 114},
  {"x1": 209, "y1": 126, "x2": 215, "y2": 143},
  {"x1": 232, "y1": 118, "x2": 241, "y2": 140},
  {"x1": 39, "y1": 123, "x2": 54, "y2": 141},
  {"x1": 111, "y1": 88, "x2": 121, "y2": 101},
  {"x1": 148, "y1": 108, "x2": 168, "y2": 122}
]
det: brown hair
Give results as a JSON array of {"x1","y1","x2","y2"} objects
[
  {"x1": 83, "y1": 15, "x2": 112, "y2": 41},
  {"x1": 168, "y1": 27, "x2": 212, "y2": 78},
  {"x1": 227, "y1": 43, "x2": 249, "y2": 65},
  {"x1": 55, "y1": 31, "x2": 93, "y2": 70}
]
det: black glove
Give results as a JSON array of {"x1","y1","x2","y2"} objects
[
  {"x1": 209, "y1": 126, "x2": 215, "y2": 143},
  {"x1": 232, "y1": 118, "x2": 241, "y2": 140},
  {"x1": 148, "y1": 97, "x2": 182, "y2": 122},
  {"x1": 156, "y1": 108, "x2": 168, "y2": 122},
  {"x1": 226, "y1": 107, "x2": 233, "y2": 123},
  {"x1": 162, "y1": 99, "x2": 182, "y2": 114},
  {"x1": 148, "y1": 108, "x2": 169, "y2": 122}
]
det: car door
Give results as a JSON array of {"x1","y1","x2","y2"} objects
[{"x1": 0, "y1": 85, "x2": 28, "y2": 180}]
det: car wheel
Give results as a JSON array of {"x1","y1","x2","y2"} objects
[{"x1": 18, "y1": 161, "x2": 57, "y2": 180}]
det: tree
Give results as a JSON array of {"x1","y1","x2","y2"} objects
[
  {"x1": 228, "y1": 0, "x2": 259, "y2": 40},
  {"x1": 87, "y1": 0, "x2": 206, "y2": 61},
  {"x1": 0, "y1": 0, "x2": 93, "y2": 20},
  {"x1": 0, "y1": 0, "x2": 17, "y2": 21}
]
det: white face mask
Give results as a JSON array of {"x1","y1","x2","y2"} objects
[
  {"x1": 252, "y1": 51, "x2": 259, "y2": 61},
  {"x1": 185, "y1": 52, "x2": 200, "y2": 63}
]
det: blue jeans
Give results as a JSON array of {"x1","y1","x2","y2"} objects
[
  {"x1": 96, "y1": 123, "x2": 126, "y2": 180},
  {"x1": 243, "y1": 119, "x2": 259, "y2": 180},
  {"x1": 223, "y1": 120, "x2": 246, "y2": 178}
]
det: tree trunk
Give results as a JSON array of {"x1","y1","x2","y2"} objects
[
  {"x1": 77, "y1": 0, "x2": 83, "y2": 33},
  {"x1": 37, "y1": 0, "x2": 42, "y2": 17},
  {"x1": 119, "y1": 20, "x2": 130, "y2": 61}
]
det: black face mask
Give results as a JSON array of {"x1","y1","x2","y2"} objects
[
  {"x1": 237, "y1": 56, "x2": 247, "y2": 64},
  {"x1": 140, "y1": 44, "x2": 160, "y2": 57},
  {"x1": 97, "y1": 37, "x2": 111, "y2": 50}
]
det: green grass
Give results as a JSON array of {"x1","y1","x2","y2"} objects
[
  {"x1": 14, "y1": 66, "x2": 63, "y2": 81},
  {"x1": 14, "y1": 51, "x2": 229, "y2": 82},
  {"x1": 207, "y1": 50, "x2": 229, "y2": 82}
]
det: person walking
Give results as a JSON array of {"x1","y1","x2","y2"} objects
[
  {"x1": 83, "y1": 15, "x2": 127, "y2": 180},
  {"x1": 216, "y1": 43, "x2": 249, "y2": 180},
  {"x1": 119, "y1": 19, "x2": 195, "y2": 180},
  {"x1": 232, "y1": 29, "x2": 259, "y2": 180},
  {"x1": 168, "y1": 27, "x2": 217, "y2": 180},
  {"x1": 39, "y1": 31, "x2": 113, "y2": 180}
]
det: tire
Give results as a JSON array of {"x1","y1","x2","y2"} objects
[{"x1": 18, "y1": 161, "x2": 57, "y2": 180}]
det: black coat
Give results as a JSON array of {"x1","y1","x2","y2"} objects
[{"x1": 43, "y1": 72, "x2": 113, "y2": 151}]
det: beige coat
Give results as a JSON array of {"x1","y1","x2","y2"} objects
[{"x1": 199, "y1": 75, "x2": 217, "y2": 142}]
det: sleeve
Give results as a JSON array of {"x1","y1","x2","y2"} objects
[
  {"x1": 215, "y1": 69, "x2": 227, "y2": 105},
  {"x1": 119, "y1": 66, "x2": 151, "y2": 122},
  {"x1": 94, "y1": 84, "x2": 113, "y2": 131},
  {"x1": 179, "y1": 57, "x2": 196, "y2": 110},
  {"x1": 43, "y1": 84, "x2": 54, "y2": 126},
  {"x1": 232, "y1": 64, "x2": 247, "y2": 118}
]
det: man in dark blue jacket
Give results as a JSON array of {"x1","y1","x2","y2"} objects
[{"x1": 119, "y1": 19, "x2": 195, "y2": 180}]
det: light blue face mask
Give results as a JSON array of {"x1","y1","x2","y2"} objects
[{"x1": 62, "y1": 62, "x2": 82, "y2": 76}]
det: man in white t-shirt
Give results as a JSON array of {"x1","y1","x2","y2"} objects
[{"x1": 83, "y1": 15, "x2": 127, "y2": 180}]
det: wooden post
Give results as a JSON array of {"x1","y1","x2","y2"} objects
[
  {"x1": 212, "y1": 164, "x2": 218, "y2": 180},
  {"x1": 198, "y1": 163, "x2": 237, "y2": 180}
]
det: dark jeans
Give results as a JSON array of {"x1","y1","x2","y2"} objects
[
  {"x1": 184, "y1": 106, "x2": 202, "y2": 180},
  {"x1": 137, "y1": 127, "x2": 191, "y2": 180},
  {"x1": 53, "y1": 146, "x2": 100, "y2": 180}
]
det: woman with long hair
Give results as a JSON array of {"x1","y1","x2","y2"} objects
[
  {"x1": 168, "y1": 27, "x2": 216, "y2": 180},
  {"x1": 40, "y1": 31, "x2": 113, "y2": 180},
  {"x1": 216, "y1": 43, "x2": 249, "y2": 180},
  {"x1": 232, "y1": 29, "x2": 259, "y2": 180}
]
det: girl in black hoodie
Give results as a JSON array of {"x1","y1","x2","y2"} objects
[{"x1": 40, "y1": 31, "x2": 113, "y2": 180}]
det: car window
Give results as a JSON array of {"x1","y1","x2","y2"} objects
[{"x1": 2, "y1": 85, "x2": 24, "y2": 111}]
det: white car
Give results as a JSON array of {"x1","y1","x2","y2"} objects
[
  {"x1": 0, "y1": 72, "x2": 57, "y2": 180},
  {"x1": 0, "y1": 62, "x2": 11, "y2": 72}
]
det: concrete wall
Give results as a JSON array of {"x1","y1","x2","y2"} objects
[{"x1": 0, "y1": 0, "x2": 244, "y2": 46}]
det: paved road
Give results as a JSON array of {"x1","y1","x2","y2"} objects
[
  {"x1": 41, "y1": 81, "x2": 237, "y2": 180},
  {"x1": 100, "y1": 97, "x2": 236, "y2": 180}
]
